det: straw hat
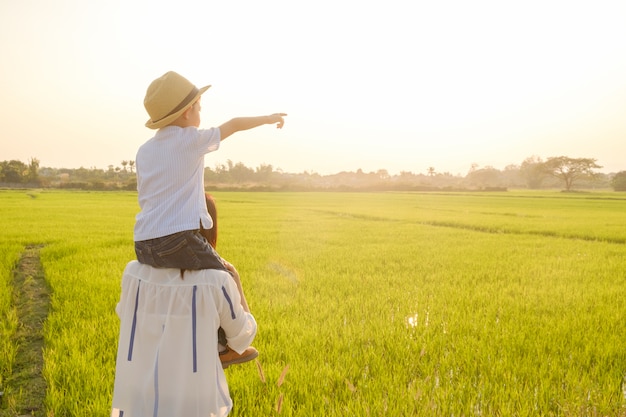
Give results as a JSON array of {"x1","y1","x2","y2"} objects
[{"x1": 144, "y1": 71, "x2": 210, "y2": 129}]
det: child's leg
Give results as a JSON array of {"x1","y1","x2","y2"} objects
[
  {"x1": 217, "y1": 262, "x2": 258, "y2": 368},
  {"x1": 136, "y1": 228, "x2": 257, "y2": 367},
  {"x1": 218, "y1": 324, "x2": 258, "y2": 368},
  {"x1": 218, "y1": 327, "x2": 227, "y2": 350}
]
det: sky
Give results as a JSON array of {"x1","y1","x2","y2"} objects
[{"x1": 1, "y1": 0, "x2": 625, "y2": 176}]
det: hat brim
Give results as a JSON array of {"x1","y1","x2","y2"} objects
[{"x1": 145, "y1": 84, "x2": 211, "y2": 129}]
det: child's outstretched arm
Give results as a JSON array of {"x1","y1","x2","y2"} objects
[{"x1": 219, "y1": 113, "x2": 287, "y2": 141}]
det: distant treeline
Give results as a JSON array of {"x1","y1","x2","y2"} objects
[{"x1": 2, "y1": 157, "x2": 625, "y2": 191}]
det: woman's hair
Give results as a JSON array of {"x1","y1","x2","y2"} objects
[
  {"x1": 201, "y1": 193, "x2": 218, "y2": 248},
  {"x1": 181, "y1": 193, "x2": 219, "y2": 279}
]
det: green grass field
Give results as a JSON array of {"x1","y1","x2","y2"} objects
[{"x1": 1, "y1": 189, "x2": 625, "y2": 416}]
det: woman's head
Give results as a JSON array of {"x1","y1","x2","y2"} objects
[{"x1": 202, "y1": 193, "x2": 218, "y2": 248}]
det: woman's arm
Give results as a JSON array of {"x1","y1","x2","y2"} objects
[{"x1": 223, "y1": 260, "x2": 250, "y2": 312}]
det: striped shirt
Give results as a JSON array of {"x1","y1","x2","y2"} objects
[{"x1": 134, "y1": 126, "x2": 221, "y2": 241}]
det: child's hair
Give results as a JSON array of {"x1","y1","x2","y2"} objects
[{"x1": 201, "y1": 193, "x2": 218, "y2": 248}]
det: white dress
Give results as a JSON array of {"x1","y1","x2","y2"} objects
[{"x1": 111, "y1": 261, "x2": 257, "y2": 417}]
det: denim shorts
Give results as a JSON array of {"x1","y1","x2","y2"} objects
[{"x1": 135, "y1": 230, "x2": 226, "y2": 271}]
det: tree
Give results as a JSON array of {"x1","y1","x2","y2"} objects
[
  {"x1": 229, "y1": 161, "x2": 254, "y2": 182},
  {"x1": 427, "y1": 167, "x2": 436, "y2": 177},
  {"x1": 376, "y1": 169, "x2": 390, "y2": 180},
  {"x1": 0, "y1": 160, "x2": 28, "y2": 183},
  {"x1": 542, "y1": 156, "x2": 602, "y2": 191},
  {"x1": 27, "y1": 157, "x2": 40, "y2": 183},
  {"x1": 254, "y1": 164, "x2": 274, "y2": 182},
  {"x1": 121, "y1": 160, "x2": 128, "y2": 172},
  {"x1": 520, "y1": 156, "x2": 545, "y2": 189},
  {"x1": 465, "y1": 166, "x2": 503, "y2": 188},
  {"x1": 611, "y1": 171, "x2": 626, "y2": 191},
  {"x1": 129, "y1": 160, "x2": 135, "y2": 173},
  {"x1": 501, "y1": 164, "x2": 523, "y2": 188}
]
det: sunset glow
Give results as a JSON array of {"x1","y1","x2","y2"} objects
[{"x1": 1, "y1": 0, "x2": 624, "y2": 175}]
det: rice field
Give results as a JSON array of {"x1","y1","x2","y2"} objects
[{"x1": 1, "y1": 189, "x2": 625, "y2": 416}]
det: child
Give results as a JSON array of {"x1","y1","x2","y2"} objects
[
  {"x1": 134, "y1": 71, "x2": 286, "y2": 366},
  {"x1": 135, "y1": 71, "x2": 286, "y2": 270}
]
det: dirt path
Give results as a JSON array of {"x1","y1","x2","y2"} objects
[{"x1": 1, "y1": 245, "x2": 49, "y2": 417}]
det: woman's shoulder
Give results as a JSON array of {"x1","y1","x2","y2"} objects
[{"x1": 124, "y1": 261, "x2": 230, "y2": 286}]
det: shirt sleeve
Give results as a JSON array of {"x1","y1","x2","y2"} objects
[
  {"x1": 217, "y1": 275, "x2": 257, "y2": 354},
  {"x1": 197, "y1": 127, "x2": 221, "y2": 155}
]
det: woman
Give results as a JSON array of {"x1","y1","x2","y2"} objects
[{"x1": 111, "y1": 193, "x2": 257, "y2": 416}]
